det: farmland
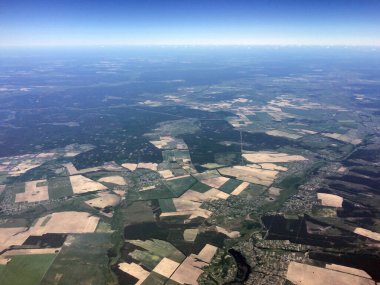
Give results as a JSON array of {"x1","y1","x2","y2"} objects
[{"x1": 0, "y1": 47, "x2": 380, "y2": 285}]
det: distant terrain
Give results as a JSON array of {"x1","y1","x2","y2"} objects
[{"x1": 0, "y1": 47, "x2": 379, "y2": 285}]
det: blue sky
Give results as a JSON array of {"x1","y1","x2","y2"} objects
[{"x1": 1, "y1": 0, "x2": 379, "y2": 46}]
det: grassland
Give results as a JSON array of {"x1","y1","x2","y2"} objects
[
  {"x1": 0, "y1": 254, "x2": 57, "y2": 285},
  {"x1": 47, "y1": 176, "x2": 74, "y2": 199},
  {"x1": 159, "y1": 199, "x2": 176, "y2": 212},
  {"x1": 162, "y1": 149, "x2": 191, "y2": 162},
  {"x1": 130, "y1": 249, "x2": 161, "y2": 270},
  {"x1": 41, "y1": 233, "x2": 116, "y2": 285},
  {"x1": 127, "y1": 239, "x2": 186, "y2": 263},
  {"x1": 165, "y1": 175, "x2": 197, "y2": 197},
  {"x1": 141, "y1": 271, "x2": 168, "y2": 285},
  {"x1": 190, "y1": 181, "x2": 212, "y2": 193},
  {"x1": 219, "y1": 179, "x2": 242, "y2": 194},
  {"x1": 138, "y1": 185, "x2": 174, "y2": 200}
]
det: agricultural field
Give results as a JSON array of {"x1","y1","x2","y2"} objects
[
  {"x1": 41, "y1": 234, "x2": 116, "y2": 285},
  {"x1": 0, "y1": 254, "x2": 57, "y2": 285}
]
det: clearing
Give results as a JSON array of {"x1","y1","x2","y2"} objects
[
  {"x1": 15, "y1": 180, "x2": 49, "y2": 203},
  {"x1": 69, "y1": 175, "x2": 107, "y2": 194}
]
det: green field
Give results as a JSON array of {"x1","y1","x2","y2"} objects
[
  {"x1": 41, "y1": 233, "x2": 116, "y2": 285},
  {"x1": 162, "y1": 149, "x2": 191, "y2": 162},
  {"x1": 219, "y1": 179, "x2": 241, "y2": 194},
  {"x1": 119, "y1": 201, "x2": 156, "y2": 226},
  {"x1": 138, "y1": 185, "x2": 174, "y2": 200},
  {"x1": 0, "y1": 254, "x2": 56, "y2": 285},
  {"x1": 190, "y1": 181, "x2": 212, "y2": 193},
  {"x1": 130, "y1": 249, "x2": 161, "y2": 270},
  {"x1": 141, "y1": 272, "x2": 168, "y2": 285},
  {"x1": 158, "y1": 198, "x2": 176, "y2": 212},
  {"x1": 165, "y1": 175, "x2": 197, "y2": 197},
  {"x1": 8, "y1": 182, "x2": 24, "y2": 202},
  {"x1": 127, "y1": 239, "x2": 186, "y2": 263},
  {"x1": 47, "y1": 176, "x2": 74, "y2": 199},
  {"x1": 241, "y1": 184, "x2": 267, "y2": 198}
]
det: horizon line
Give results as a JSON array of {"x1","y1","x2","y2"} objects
[{"x1": 1, "y1": 43, "x2": 380, "y2": 49}]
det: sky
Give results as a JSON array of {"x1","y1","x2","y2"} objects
[{"x1": 0, "y1": 0, "x2": 380, "y2": 47}]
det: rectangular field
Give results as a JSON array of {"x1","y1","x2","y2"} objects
[
  {"x1": 41, "y1": 233, "x2": 114, "y2": 285},
  {"x1": 158, "y1": 199, "x2": 176, "y2": 212},
  {"x1": 48, "y1": 177, "x2": 74, "y2": 199},
  {"x1": 0, "y1": 254, "x2": 57, "y2": 285}
]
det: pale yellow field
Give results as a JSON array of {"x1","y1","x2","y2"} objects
[
  {"x1": 338, "y1": 166, "x2": 348, "y2": 173},
  {"x1": 162, "y1": 188, "x2": 229, "y2": 221},
  {"x1": 85, "y1": 192, "x2": 121, "y2": 208},
  {"x1": 325, "y1": 264, "x2": 371, "y2": 279},
  {"x1": 137, "y1": 162, "x2": 158, "y2": 171},
  {"x1": 159, "y1": 169, "x2": 174, "y2": 179},
  {"x1": 32, "y1": 211, "x2": 99, "y2": 235},
  {"x1": 203, "y1": 188, "x2": 230, "y2": 200},
  {"x1": 9, "y1": 159, "x2": 43, "y2": 176},
  {"x1": 36, "y1": 152, "x2": 56, "y2": 158},
  {"x1": 232, "y1": 97, "x2": 248, "y2": 103},
  {"x1": 63, "y1": 162, "x2": 78, "y2": 175},
  {"x1": 170, "y1": 244, "x2": 218, "y2": 284},
  {"x1": 317, "y1": 193, "x2": 343, "y2": 208},
  {"x1": 266, "y1": 130, "x2": 302, "y2": 140},
  {"x1": 259, "y1": 163, "x2": 288, "y2": 171},
  {"x1": 64, "y1": 162, "x2": 104, "y2": 175},
  {"x1": 64, "y1": 151, "x2": 80, "y2": 157},
  {"x1": 231, "y1": 182, "x2": 250, "y2": 196},
  {"x1": 298, "y1": 129, "x2": 318, "y2": 135},
  {"x1": 322, "y1": 132, "x2": 362, "y2": 145},
  {"x1": 170, "y1": 254, "x2": 207, "y2": 285},
  {"x1": 219, "y1": 166, "x2": 278, "y2": 186},
  {"x1": 15, "y1": 179, "x2": 49, "y2": 203},
  {"x1": 69, "y1": 175, "x2": 107, "y2": 194},
  {"x1": 286, "y1": 262, "x2": 375, "y2": 285},
  {"x1": 165, "y1": 95, "x2": 183, "y2": 102},
  {"x1": 268, "y1": 187, "x2": 282, "y2": 196},
  {"x1": 166, "y1": 174, "x2": 190, "y2": 181},
  {"x1": 173, "y1": 198, "x2": 202, "y2": 211},
  {"x1": 215, "y1": 226, "x2": 240, "y2": 238},
  {"x1": 113, "y1": 189, "x2": 126, "y2": 197},
  {"x1": 183, "y1": 229, "x2": 199, "y2": 242},
  {"x1": 0, "y1": 211, "x2": 99, "y2": 252},
  {"x1": 0, "y1": 227, "x2": 29, "y2": 252},
  {"x1": 201, "y1": 177, "x2": 230, "y2": 188},
  {"x1": 197, "y1": 244, "x2": 218, "y2": 263},
  {"x1": 150, "y1": 136, "x2": 175, "y2": 149},
  {"x1": 64, "y1": 161, "x2": 122, "y2": 175},
  {"x1": 153, "y1": 257, "x2": 180, "y2": 278},
  {"x1": 201, "y1": 163, "x2": 225, "y2": 169},
  {"x1": 161, "y1": 209, "x2": 212, "y2": 220},
  {"x1": 243, "y1": 151, "x2": 307, "y2": 163},
  {"x1": 176, "y1": 189, "x2": 229, "y2": 204},
  {"x1": 98, "y1": 175, "x2": 126, "y2": 185},
  {"x1": 266, "y1": 110, "x2": 295, "y2": 122},
  {"x1": 121, "y1": 163, "x2": 138, "y2": 171},
  {"x1": 118, "y1": 262, "x2": 149, "y2": 285},
  {"x1": 140, "y1": 185, "x2": 156, "y2": 191},
  {"x1": 354, "y1": 227, "x2": 380, "y2": 241}
]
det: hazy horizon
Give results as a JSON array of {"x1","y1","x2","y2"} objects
[{"x1": 1, "y1": 0, "x2": 380, "y2": 47}]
